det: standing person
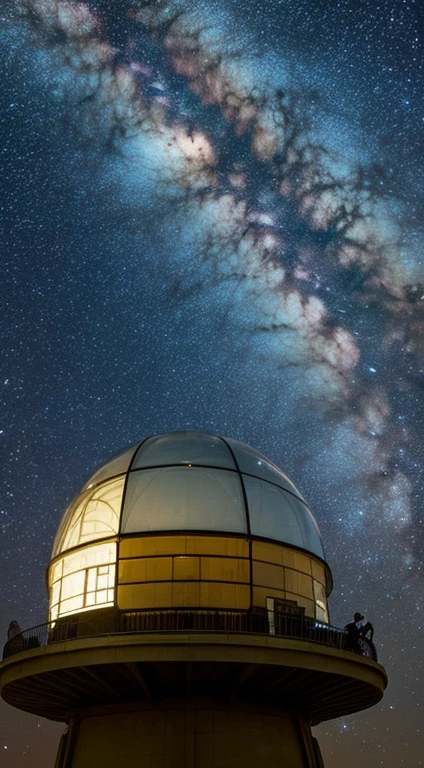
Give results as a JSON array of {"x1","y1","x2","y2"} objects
[{"x1": 345, "y1": 612, "x2": 366, "y2": 654}]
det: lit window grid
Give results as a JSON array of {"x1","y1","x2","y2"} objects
[
  {"x1": 49, "y1": 545, "x2": 327, "y2": 622},
  {"x1": 49, "y1": 542, "x2": 117, "y2": 620}
]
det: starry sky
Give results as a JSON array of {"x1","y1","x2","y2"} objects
[{"x1": 1, "y1": 0, "x2": 424, "y2": 765}]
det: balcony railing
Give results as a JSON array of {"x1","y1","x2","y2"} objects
[{"x1": 2, "y1": 609, "x2": 378, "y2": 662}]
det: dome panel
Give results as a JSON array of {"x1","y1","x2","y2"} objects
[
  {"x1": 225, "y1": 438, "x2": 304, "y2": 499},
  {"x1": 52, "y1": 477, "x2": 124, "y2": 558},
  {"x1": 121, "y1": 466, "x2": 247, "y2": 534},
  {"x1": 51, "y1": 432, "x2": 326, "y2": 571},
  {"x1": 132, "y1": 432, "x2": 235, "y2": 470},
  {"x1": 81, "y1": 445, "x2": 139, "y2": 492},
  {"x1": 244, "y1": 475, "x2": 324, "y2": 559}
]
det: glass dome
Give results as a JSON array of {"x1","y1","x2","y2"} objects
[{"x1": 52, "y1": 431, "x2": 324, "y2": 560}]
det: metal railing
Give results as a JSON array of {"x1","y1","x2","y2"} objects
[{"x1": 2, "y1": 609, "x2": 378, "y2": 661}]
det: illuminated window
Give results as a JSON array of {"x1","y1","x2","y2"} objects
[
  {"x1": 52, "y1": 476, "x2": 124, "y2": 557},
  {"x1": 49, "y1": 542, "x2": 116, "y2": 620},
  {"x1": 313, "y1": 579, "x2": 328, "y2": 623}
]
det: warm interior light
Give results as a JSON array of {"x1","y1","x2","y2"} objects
[
  {"x1": 48, "y1": 541, "x2": 117, "y2": 620},
  {"x1": 52, "y1": 476, "x2": 124, "y2": 557}
]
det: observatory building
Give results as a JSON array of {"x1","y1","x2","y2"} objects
[{"x1": 0, "y1": 432, "x2": 387, "y2": 767}]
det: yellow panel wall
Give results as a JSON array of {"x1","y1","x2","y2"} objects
[
  {"x1": 118, "y1": 536, "x2": 251, "y2": 611},
  {"x1": 171, "y1": 582, "x2": 200, "y2": 607},
  {"x1": 186, "y1": 536, "x2": 249, "y2": 558},
  {"x1": 251, "y1": 541, "x2": 285, "y2": 567},
  {"x1": 119, "y1": 535, "x2": 249, "y2": 559},
  {"x1": 118, "y1": 582, "x2": 173, "y2": 610},
  {"x1": 252, "y1": 561, "x2": 284, "y2": 590},
  {"x1": 199, "y1": 583, "x2": 250, "y2": 609},
  {"x1": 118, "y1": 557, "x2": 173, "y2": 584},
  {"x1": 251, "y1": 543, "x2": 313, "y2": 576},
  {"x1": 200, "y1": 557, "x2": 249, "y2": 583},
  {"x1": 284, "y1": 570, "x2": 313, "y2": 600},
  {"x1": 292, "y1": 552, "x2": 312, "y2": 576},
  {"x1": 252, "y1": 586, "x2": 286, "y2": 607},
  {"x1": 250, "y1": 539, "x2": 329, "y2": 619},
  {"x1": 173, "y1": 557, "x2": 200, "y2": 581},
  {"x1": 311, "y1": 560, "x2": 326, "y2": 584},
  {"x1": 117, "y1": 535, "x2": 329, "y2": 619}
]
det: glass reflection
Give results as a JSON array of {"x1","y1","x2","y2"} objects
[
  {"x1": 313, "y1": 579, "x2": 329, "y2": 622},
  {"x1": 81, "y1": 445, "x2": 138, "y2": 492},
  {"x1": 52, "y1": 476, "x2": 124, "y2": 557},
  {"x1": 225, "y1": 438, "x2": 305, "y2": 498},
  {"x1": 244, "y1": 475, "x2": 324, "y2": 559},
  {"x1": 122, "y1": 466, "x2": 246, "y2": 533},
  {"x1": 132, "y1": 432, "x2": 236, "y2": 469}
]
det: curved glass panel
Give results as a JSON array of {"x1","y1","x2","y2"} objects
[
  {"x1": 313, "y1": 580, "x2": 329, "y2": 623},
  {"x1": 244, "y1": 475, "x2": 324, "y2": 559},
  {"x1": 121, "y1": 466, "x2": 246, "y2": 534},
  {"x1": 49, "y1": 542, "x2": 116, "y2": 620},
  {"x1": 225, "y1": 438, "x2": 304, "y2": 499},
  {"x1": 132, "y1": 432, "x2": 235, "y2": 470},
  {"x1": 52, "y1": 476, "x2": 124, "y2": 557},
  {"x1": 81, "y1": 444, "x2": 139, "y2": 492}
]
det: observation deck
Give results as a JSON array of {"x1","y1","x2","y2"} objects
[{"x1": 1, "y1": 607, "x2": 386, "y2": 725}]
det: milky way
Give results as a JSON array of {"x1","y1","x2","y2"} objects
[{"x1": 1, "y1": 1, "x2": 424, "y2": 766}]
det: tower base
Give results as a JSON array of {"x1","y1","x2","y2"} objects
[{"x1": 58, "y1": 701, "x2": 324, "y2": 768}]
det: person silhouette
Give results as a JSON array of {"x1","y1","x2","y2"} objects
[
  {"x1": 345, "y1": 612, "x2": 367, "y2": 654},
  {"x1": 3, "y1": 620, "x2": 25, "y2": 658}
]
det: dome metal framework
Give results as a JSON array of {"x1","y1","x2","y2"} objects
[{"x1": 48, "y1": 431, "x2": 329, "y2": 624}]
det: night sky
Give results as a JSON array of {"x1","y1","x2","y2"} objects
[{"x1": 1, "y1": 0, "x2": 424, "y2": 765}]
